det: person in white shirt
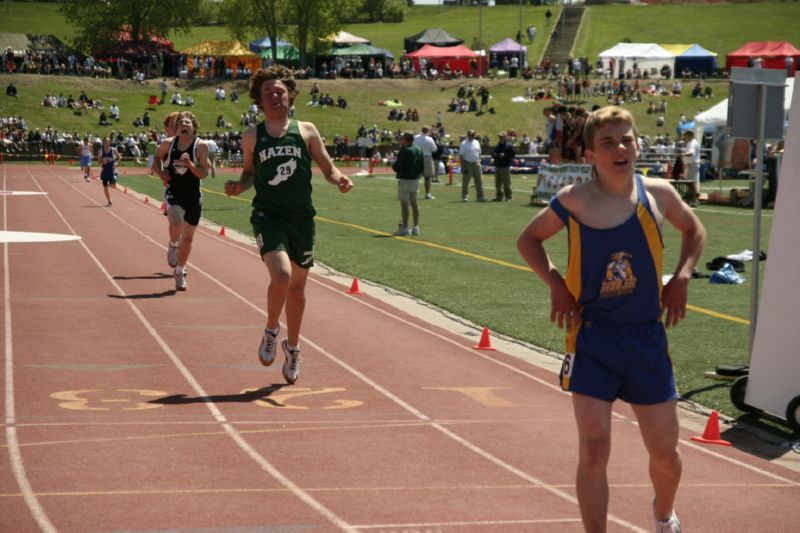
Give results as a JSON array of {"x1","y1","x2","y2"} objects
[
  {"x1": 682, "y1": 130, "x2": 701, "y2": 206},
  {"x1": 458, "y1": 129, "x2": 486, "y2": 202},
  {"x1": 413, "y1": 126, "x2": 438, "y2": 199},
  {"x1": 205, "y1": 137, "x2": 218, "y2": 178}
]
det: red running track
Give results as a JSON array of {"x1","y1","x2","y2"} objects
[{"x1": 1, "y1": 164, "x2": 799, "y2": 532}]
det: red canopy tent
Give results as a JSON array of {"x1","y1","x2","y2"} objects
[
  {"x1": 405, "y1": 44, "x2": 486, "y2": 77},
  {"x1": 726, "y1": 41, "x2": 799, "y2": 76}
]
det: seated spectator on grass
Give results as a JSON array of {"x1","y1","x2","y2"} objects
[
  {"x1": 230, "y1": 89, "x2": 239, "y2": 102},
  {"x1": 132, "y1": 116, "x2": 143, "y2": 128},
  {"x1": 171, "y1": 91, "x2": 183, "y2": 105},
  {"x1": 143, "y1": 112, "x2": 150, "y2": 127},
  {"x1": 109, "y1": 104, "x2": 119, "y2": 120},
  {"x1": 6, "y1": 83, "x2": 17, "y2": 97},
  {"x1": 185, "y1": 95, "x2": 194, "y2": 107},
  {"x1": 98, "y1": 111, "x2": 111, "y2": 126},
  {"x1": 215, "y1": 86, "x2": 226, "y2": 100},
  {"x1": 337, "y1": 96, "x2": 348, "y2": 109}
]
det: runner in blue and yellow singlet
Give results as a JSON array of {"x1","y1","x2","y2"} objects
[
  {"x1": 225, "y1": 65, "x2": 353, "y2": 385},
  {"x1": 517, "y1": 106, "x2": 706, "y2": 533},
  {"x1": 97, "y1": 136, "x2": 120, "y2": 207}
]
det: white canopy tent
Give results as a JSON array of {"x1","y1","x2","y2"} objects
[
  {"x1": 694, "y1": 77, "x2": 794, "y2": 132},
  {"x1": 597, "y1": 43, "x2": 674, "y2": 78},
  {"x1": 694, "y1": 77, "x2": 794, "y2": 165}
]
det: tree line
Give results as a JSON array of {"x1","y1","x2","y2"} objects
[{"x1": 60, "y1": 0, "x2": 409, "y2": 67}]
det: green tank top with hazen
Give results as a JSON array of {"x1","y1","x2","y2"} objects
[{"x1": 252, "y1": 120, "x2": 315, "y2": 218}]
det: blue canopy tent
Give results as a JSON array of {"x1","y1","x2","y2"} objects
[{"x1": 674, "y1": 44, "x2": 717, "y2": 77}]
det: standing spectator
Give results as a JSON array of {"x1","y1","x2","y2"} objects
[
  {"x1": 413, "y1": 126, "x2": 437, "y2": 200},
  {"x1": 392, "y1": 131, "x2": 424, "y2": 236},
  {"x1": 223, "y1": 65, "x2": 353, "y2": 385},
  {"x1": 681, "y1": 130, "x2": 701, "y2": 206},
  {"x1": 160, "y1": 79, "x2": 168, "y2": 103},
  {"x1": 459, "y1": 129, "x2": 486, "y2": 202},
  {"x1": 527, "y1": 25, "x2": 537, "y2": 43},
  {"x1": 545, "y1": 9, "x2": 552, "y2": 24},
  {"x1": 206, "y1": 136, "x2": 218, "y2": 178},
  {"x1": 491, "y1": 131, "x2": 515, "y2": 202}
]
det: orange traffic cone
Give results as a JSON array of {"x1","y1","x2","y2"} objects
[
  {"x1": 346, "y1": 277, "x2": 362, "y2": 294},
  {"x1": 473, "y1": 327, "x2": 496, "y2": 351},
  {"x1": 160, "y1": 201, "x2": 166, "y2": 212},
  {"x1": 691, "y1": 410, "x2": 731, "y2": 446},
  {"x1": 218, "y1": 226, "x2": 226, "y2": 236},
  {"x1": 123, "y1": 187, "x2": 128, "y2": 194},
  {"x1": 144, "y1": 196, "x2": 149, "y2": 204}
]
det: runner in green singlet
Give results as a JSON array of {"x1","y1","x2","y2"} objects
[{"x1": 225, "y1": 65, "x2": 353, "y2": 385}]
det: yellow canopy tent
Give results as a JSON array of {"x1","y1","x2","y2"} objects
[{"x1": 180, "y1": 40, "x2": 261, "y2": 76}]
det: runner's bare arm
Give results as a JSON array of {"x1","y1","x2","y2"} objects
[
  {"x1": 152, "y1": 139, "x2": 172, "y2": 183},
  {"x1": 300, "y1": 121, "x2": 353, "y2": 193}
]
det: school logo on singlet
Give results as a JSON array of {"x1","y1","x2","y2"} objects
[
  {"x1": 600, "y1": 252, "x2": 637, "y2": 298},
  {"x1": 259, "y1": 145, "x2": 302, "y2": 186},
  {"x1": 172, "y1": 161, "x2": 189, "y2": 175},
  {"x1": 267, "y1": 159, "x2": 297, "y2": 186}
]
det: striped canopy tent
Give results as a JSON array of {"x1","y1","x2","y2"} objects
[
  {"x1": 181, "y1": 40, "x2": 260, "y2": 74},
  {"x1": 673, "y1": 44, "x2": 717, "y2": 77}
]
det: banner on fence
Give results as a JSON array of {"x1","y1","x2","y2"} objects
[{"x1": 534, "y1": 163, "x2": 594, "y2": 203}]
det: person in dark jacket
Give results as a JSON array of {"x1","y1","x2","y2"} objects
[
  {"x1": 491, "y1": 131, "x2": 516, "y2": 201},
  {"x1": 391, "y1": 131, "x2": 423, "y2": 236}
]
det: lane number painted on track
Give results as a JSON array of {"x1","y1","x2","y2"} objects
[
  {"x1": 50, "y1": 389, "x2": 167, "y2": 411},
  {"x1": 244, "y1": 387, "x2": 363, "y2": 410}
]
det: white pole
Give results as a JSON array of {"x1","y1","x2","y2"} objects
[{"x1": 749, "y1": 84, "x2": 767, "y2": 356}]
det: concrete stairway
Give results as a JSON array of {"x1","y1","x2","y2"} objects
[{"x1": 541, "y1": 6, "x2": 585, "y2": 69}]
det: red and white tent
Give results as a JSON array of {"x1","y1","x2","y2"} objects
[
  {"x1": 726, "y1": 41, "x2": 799, "y2": 76},
  {"x1": 405, "y1": 44, "x2": 486, "y2": 77}
]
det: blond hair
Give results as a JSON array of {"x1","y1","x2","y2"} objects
[{"x1": 582, "y1": 106, "x2": 639, "y2": 150}]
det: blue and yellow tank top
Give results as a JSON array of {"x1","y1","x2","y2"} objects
[
  {"x1": 550, "y1": 175, "x2": 664, "y2": 335},
  {"x1": 100, "y1": 147, "x2": 115, "y2": 171},
  {"x1": 252, "y1": 120, "x2": 314, "y2": 218}
]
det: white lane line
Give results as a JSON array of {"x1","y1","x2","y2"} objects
[
  {"x1": 354, "y1": 518, "x2": 583, "y2": 529},
  {"x1": 32, "y1": 170, "x2": 356, "y2": 532},
  {"x1": 3, "y1": 167, "x2": 57, "y2": 532}
]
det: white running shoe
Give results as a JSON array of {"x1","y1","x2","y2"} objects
[
  {"x1": 393, "y1": 224, "x2": 411, "y2": 236},
  {"x1": 174, "y1": 269, "x2": 187, "y2": 291},
  {"x1": 425, "y1": 193, "x2": 435, "y2": 200},
  {"x1": 258, "y1": 326, "x2": 279, "y2": 366},
  {"x1": 167, "y1": 241, "x2": 179, "y2": 268},
  {"x1": 411, "y1": 225, "x2": 420, "y2": 236},
  {"x1": 654, "y1": 505, "x2": 681, "y2": 533},
  {"x1": 281, "y1": 340, "x2": 301, "y2": 384}
]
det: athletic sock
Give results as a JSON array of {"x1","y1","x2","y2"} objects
[
  {"x1": 266, "y1": 327, "x2": 279, "y2": 336},
  {"x1": 170, "y1": 240, "x2": 179, "y2": 247},
  {"x1": 286, "y1": 344, "x2": 299, "y2": 352},
  {"x1": 175, "y1": 265, "x2": 185, "y2": 275}
]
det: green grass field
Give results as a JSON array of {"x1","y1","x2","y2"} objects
[{"x1": 0, "y1": 73, "x2": 731, "y2": 148}]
